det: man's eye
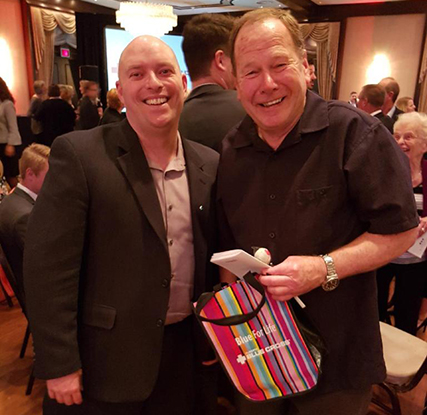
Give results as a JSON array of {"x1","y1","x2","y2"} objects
[
  {"x1": 160, "y1": 69, "x2": 172, "y2": 75},
  {"x1": 130, "y1": 72, "x2": 141, "y2": 78}
]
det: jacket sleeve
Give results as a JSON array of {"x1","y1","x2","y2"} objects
[
  {"x1": 3, "y1": 101, "x2": 22, "y2": 146},
  {"x1": 23, "y1": 135, "x2": 89, "y2": 379}
]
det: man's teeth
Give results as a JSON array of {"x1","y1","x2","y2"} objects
[
  {"x1": 145, "y1": 97, "x2": 167, "y2": 105},
  {"x1": 262, "y1": 97, "x2": 283, "y2": 107}
]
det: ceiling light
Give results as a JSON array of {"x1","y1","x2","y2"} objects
[{"x1": 116, "y1": 1, "x2": 177, "y2": 38}]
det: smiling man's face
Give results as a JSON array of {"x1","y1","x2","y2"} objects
[
  {"x1": 234, "y1": 18, "x2": 309, "y2": 139},
  {"x1": 116, "y1": 36, "x2": 187, "y2": 133}
]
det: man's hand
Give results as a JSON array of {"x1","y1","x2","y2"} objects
[
  {"x1": 258, "y1": 256, "x2": 326, "y2": 301},
  {"x1": 46, "y1": 370, "x2": 83, "y2": 406},
  {"x1": 4, "y1": 144, "x2": 15, "y2": 157},
  {"x1": 417, "y1": 216, "x2": 427, "y2": 238}
]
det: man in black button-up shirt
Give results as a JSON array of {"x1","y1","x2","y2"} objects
[{"x1": 217, "y1": 9, "x2": 419, "y2": 415}]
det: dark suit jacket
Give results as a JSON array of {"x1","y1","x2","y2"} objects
[
  {"x1": 179, "y1": 84, "x2": 246, "y2": 151},
  {"x1": 34, "y1": 98, "x2": 76, "y2": 147},
  {"x1": 77, "y1": 96, "x2": 100, "y2": 130},
  {"x1": 23, "y1": 119, "x2": 219, "y2": 402},
  {"x1": 391, "y1": 106, "x2": 404, "y2": 122},
  {"x1": 374, "y1": 112, "x2": 394, "y2": 134},
  {"x1": 99, "y1": 107, "x2": 126, "y2": 126},
  {"x1": 0, "y1": 187, "x2": 35, "y2": 305}
]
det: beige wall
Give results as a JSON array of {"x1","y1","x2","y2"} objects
[
  {"x1": 0, "y1": 0, "x2": 30, "y2": 115},
  {"x1": 338, "y1": 14, "x2": 426, "y2": 103}
]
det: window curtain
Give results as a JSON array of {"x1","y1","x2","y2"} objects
[
  {"x1": 300, "y1": 23, "x2": 340, "y2": 100},
  {"x1": 418, "y1": 34, "x2": 427, "y2": 113},
  {"x1": 30, "y1": 7, "x2": 76, "y2": 87}
]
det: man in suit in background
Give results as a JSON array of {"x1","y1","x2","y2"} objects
[
  {"x1": 379, "y1": 77, "x2": 404, "y2": 122},
  {"x1": 34, "y1": 84, "x2": 76, "y2": 147},
  {"x1": 348, "y1": 91, "x2": 358, "y2": 107},
  {"x1": 0, "y1": 144, "x2": 50, "y2": 301},
  {"x1": 76, "y1": 81, "x2": 101, "y2": 130},
  {"x1": 358, "y1": 84, "x2": 394, "y2": 133},
  {"x1": 179, "y1": 14, "x2": 246, "y2": 151},
  {"x1": 24, "y1": 36, "x2": 218, "y2": 415}
]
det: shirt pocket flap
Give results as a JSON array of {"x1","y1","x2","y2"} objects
[
  {"x1": 297, "y1": 185, "x2": 335, "y2": 206},
  {"x1": 82, "y1": 304, "x2": 116, "y2": 330}
]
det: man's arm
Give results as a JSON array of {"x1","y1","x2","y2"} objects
[
  {"x1": 259, "y1": 228, "x2": 418, "y2": 301},
  {"x1": 23, "y1": 135, "x2": 89, "y2": 404}
]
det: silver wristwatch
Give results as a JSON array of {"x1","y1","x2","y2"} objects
[{"x1": 320, "y1": 254, "x2": 339, "y2": 291}]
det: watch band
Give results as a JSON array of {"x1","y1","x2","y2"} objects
[{"x1": 320, "y1": 254, "x2": 339, "y2": 291}]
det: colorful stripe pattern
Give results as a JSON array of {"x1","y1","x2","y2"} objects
[{"x1": 198, "y1": 280, "x2": 319, "y2": 401}]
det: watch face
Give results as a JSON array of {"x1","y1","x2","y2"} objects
[{"x1": 323, "y1": 278, "x2": 339, "y2": 291}]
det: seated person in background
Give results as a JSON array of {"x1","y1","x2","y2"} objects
[
  {"x1": 0, "y1": 143, "x2": 50, "y2": 301},
  {"x1": 358, "y1": 84, "x2": 394, "y2": 134},
  {"x1": 34, "y1": 84, "x2": 76, "y2": 147},
  {"x1": 76, "y1": 81, "x2": 101, "y2": 130},
  {"x1": 99, "y1": 88, "x2": 125, "y2": 125},
  {"x1": 179, "y1": 14, "x2": 246, "y2": 151},
  {"x1": 59, "y1": 84, "x2": 76, "y2": 109},
  {"x1": 377, "y1": 112, "x2": 427, "y2": 335},
  {"x1": 348, "y1": 91, "x2": 358, "y2": 107},
  {"x1": 396, "y1": 96, "x2": 416, "y2": 113}
]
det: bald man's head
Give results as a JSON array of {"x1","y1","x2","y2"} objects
[
  {"x1": 118, "y1": 36, "x2": 180, "y2": 80},
  {"x1": 116, "y1": 35, "x2": 187, "y2": 134}
]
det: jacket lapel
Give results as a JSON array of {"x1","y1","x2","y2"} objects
[
  {"x1": 13, "y1": 187, "x2": 36, "y2": 206},
  {"x1": 115, "y1": 120, "x2": 168, "y2": 252}
]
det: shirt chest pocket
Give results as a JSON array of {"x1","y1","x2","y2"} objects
[{"x1": 296, "y1": 185, "x2": 344, "y2": 253}]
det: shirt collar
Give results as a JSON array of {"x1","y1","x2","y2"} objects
[
  {"x1": 231, "y1": 90, "x2": 329, "y2": 150},
  {"x1": 17, "y1": 183, "x2": 37, "y2": 201},
  {"x1": 387, "y1": 105, "x2": 396, "y2": 118},
  {"x1": 370, "y1": 109, "x2": 383, "y2": 117},
  {"x1": 146, "y1": 133, "x2": 186, "y2": 173}
]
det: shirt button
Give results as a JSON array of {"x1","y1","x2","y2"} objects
[
  {"x1": 156, "y1": 319, "x2": 164, "y2": 328},
  {"x1": 199, "y1": 205, "x2": 204, "y2": 211},
  {"x1": 169, "y1": 239, "x2": 174, "y2": 246},
  {"x1": 162, "y1": 278, "x2": 169, "y2": 288},
  {"x1": 269, "y1": 194, "x2": 276, "y2": 200},
  {"x1": 269, "y1": 232, "x2": 276, "y2": 239},
  {"x1": 168, "y1": 204, "x2": 173, "y2": 211}
]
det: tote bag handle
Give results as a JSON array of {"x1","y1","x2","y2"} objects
[{"x1": 194, "y1": 272, "x2": 266, "y2": 326}]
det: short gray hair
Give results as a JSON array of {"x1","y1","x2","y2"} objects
[{"x1": 394, "y1": 112, "x2": 427, "y2": 139}]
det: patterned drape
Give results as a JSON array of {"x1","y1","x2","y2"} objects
[
  {"x1": 30, "y1": 7, "x2": 76, "y2": 87},
  {"x1": 300, "y1": 23, "x2": 340, "y2": 100},
  {"x1": 418, "y1": 33, "x2": 427, "y2": 113}
]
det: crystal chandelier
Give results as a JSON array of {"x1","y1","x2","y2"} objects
[{"x1": 116, "y1": 1, "x2": 178, "y2": 38}]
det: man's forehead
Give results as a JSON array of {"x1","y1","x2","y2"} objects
[{"x1": 119, "y1": 37, "x2": 178, "y2": 72}]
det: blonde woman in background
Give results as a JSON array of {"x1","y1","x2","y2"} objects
[
  {"x1": 59, "y1": 84, "x2": 76, "y2": 109},
  {"x1": 99, "y1": 88, "x2": 125, "y2": 125},
  {"x1": 0, "y1": 77, "x2": 22, "y2": 188},
  {"x1": 396, "y1": 96, "x2": 416, "y2": 113}
]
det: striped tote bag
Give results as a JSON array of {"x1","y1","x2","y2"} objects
[{"x1": 194, "y1": 273, "x2": 326, "y2": 401}]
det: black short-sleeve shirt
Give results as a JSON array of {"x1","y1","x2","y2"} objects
[{"x1": 217, "y1": 90, "x2": 418, "y2": 393}]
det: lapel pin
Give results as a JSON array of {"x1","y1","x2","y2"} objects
[{"x1": 199, "y1": 205, "x2": 203, "y2": 211}]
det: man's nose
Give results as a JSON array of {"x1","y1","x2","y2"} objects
[
  {"x1": 146, "y1": 72, "x2": 163, "y2": 90},
  {"x1": 260, "y1": 71, "x2": 278, "y2": 92}
]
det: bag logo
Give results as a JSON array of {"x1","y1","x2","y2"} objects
[{"x1": 235, "y1": 340, "x2": 291, "y2": 365}]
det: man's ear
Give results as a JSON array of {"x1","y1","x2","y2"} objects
[
  {"x1": 301, "y1": 50, "x2": 310, "y2": 84},
  {"x1": 214, "y1": 50, "x2": 227, "y2": 72},
  {"x1": 181, "y1": 73, "x2": 188, "y2": 94},
  {"x1": 116, "y1": 80, "x2": 124, "y2": 103}
]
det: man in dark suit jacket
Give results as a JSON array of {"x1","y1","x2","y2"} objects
[
  {"x1": 24, "y1": 36, "x2": 218, "y2": 415},
  {"x1": 358, "y1": 84, "x2": 394, "y2": 134},
  {"x1": 76, "y1": 81, "x2": 101, "y2": 130},
  {"x1": 0, "y1": 144, "x2": 50, "y2": 302},
  {"x1": 379, "y1": 77, "x2": 404, "y2": 122},
  {"x1": 179, "y1": 14, "x2": 246, "y2": 151},
  {"x1": 34, "y1": 84, "x2": 76, "y2": 147}
]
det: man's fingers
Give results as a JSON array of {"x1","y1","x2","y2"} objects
[
  {"x1": 72, "y1": 391, "x2": 83, "y2": 405},
  {"x1": 48, "y1": 388, "x2": 55, "y2": 400},
  {"x1": 63, "y1": 394, "x2": 74, "y2": 406},
  {"x1": 259, "y1": 274, "x2": 292, "y2": 287},
  {"x1": 55, "y1": 393, "x2": 64, "y2": 404}
]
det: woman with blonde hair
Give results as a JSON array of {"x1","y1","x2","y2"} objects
[
  {"x1": 396, "y1": 96, "x2": 416, "y2": 113},
  {"x1": 99, "y1": 88, "x2": 125, "y2": 125},
  {"x1": 376, "y1": 111, "x2": 427, "y2": 334}
]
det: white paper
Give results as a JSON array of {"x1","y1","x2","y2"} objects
[
  {"x1": 211, "y1": 249, "x2": 268, "y2": 278},
  {"x1": 407, "y1": 234, "x2": 427, "y2": 258}
]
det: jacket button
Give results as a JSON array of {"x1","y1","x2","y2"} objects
[
  {"x1": 269, "y1": 232, "x2": 276, "y2": 239},
  {"x1": 156, "y1": 319, "x2": 164, "y2": 328},
  {"x1": 162, "y1": 278, "x2": 169, "y2": 288}
]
